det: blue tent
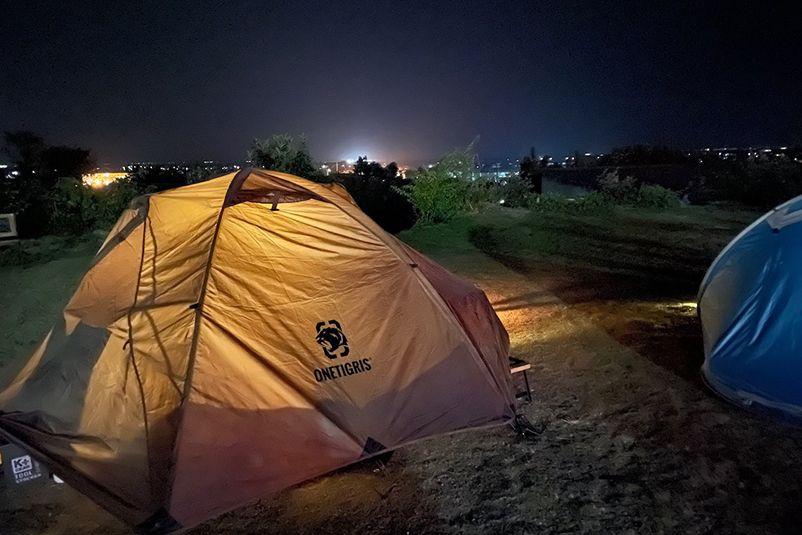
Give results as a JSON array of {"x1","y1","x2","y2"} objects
[{"x1": 698, "y1": 195, "x2": 802, "y2": 419}]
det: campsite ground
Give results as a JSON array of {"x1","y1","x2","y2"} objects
[{"x1": 4, "y1": 204, "x2": 802, "y2": 534}]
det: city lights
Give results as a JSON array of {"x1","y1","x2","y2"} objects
[{"x1": 81, "y1": 172, "x2": 127, "y2": 188}]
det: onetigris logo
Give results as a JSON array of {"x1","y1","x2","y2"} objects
[{"x1": 315, "y1": 320, "x2": 350, "y2": 359}]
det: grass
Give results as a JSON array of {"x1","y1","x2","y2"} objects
[
  {"x1": 403, "y1": 203, "x2": 758, "y2": 382},
  {"x1": 0, "y1": 236, "x2": 100, "y2": 376},
  {"x1": 405, "y1": 204, "x2": 757, "y2": 296}
]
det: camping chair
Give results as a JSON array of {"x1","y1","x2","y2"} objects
[{"x1": 509, "y1": 356, "x2": 533, "y2": 403}]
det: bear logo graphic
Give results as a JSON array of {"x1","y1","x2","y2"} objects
[{"x1": 315, "y1": 320, "x2": 349, "y2": 359}]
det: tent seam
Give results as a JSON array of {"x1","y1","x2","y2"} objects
[
  {"x1": 126, "y1": 197, "x2": 155, "y2": 505},
  {"x1": 164, "y1": 167, "x2": 252, "y2": 509}
]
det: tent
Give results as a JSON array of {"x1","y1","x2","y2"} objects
[
  {"x1": 0, "y1": 168, "x2": 516, "y2": 530},
  {"x1": 698, "y1": 194, "x2": 802, "y2": 420}
]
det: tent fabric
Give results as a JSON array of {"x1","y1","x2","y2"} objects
[
  {"x1": 698, "y1": 194, "x2": 802, "y2": 420},
  {"x1": 0, "y1": 168, "x2": 516, "y2": 528}
]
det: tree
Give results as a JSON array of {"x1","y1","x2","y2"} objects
[
  {"x1": 3, "y1": 131, "x2": 94, "y2": 185},
  {"x1": 128, "y1": 166, "x2": 188, "y2": 193},
  {"x1": 598, "y1": 145, "x2": 689, "y2": 166},
  {"x1": 353, "y1": 156, "x2": 403, "y2": 187},
  {"x1": 435, "y1": 142, "x2": 478, "y2": 182},
  {"x1": 406, "y1": 142, "x2": 482, "y2": 223},
  {"x1": 247, "y1": 134, "x2": 321, "y2": 180},
  {"x1": 3, "y1": 131, "x2": 45, "y2": 176},
  {"x1": 2, "y1": 131, "x2": 95, "y2": 236},
  {"x1": 340, "y1": 158, "x2": 417, "y2": 233},
  {"x1": 519, "y1": 146, "x2": 543, "y2": 194}
]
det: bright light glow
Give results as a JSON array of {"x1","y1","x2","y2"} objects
[{"x1": 82, "y1": 172, "x2": 127, "y2": 188}]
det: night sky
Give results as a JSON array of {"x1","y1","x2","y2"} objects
[{"x1": 1, "y1": 0, "x2": 800, "y2": 164}]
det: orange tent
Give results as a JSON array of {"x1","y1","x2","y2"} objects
[{"x1": 0, "y1": 168, "x2": 515, "y2": 530}]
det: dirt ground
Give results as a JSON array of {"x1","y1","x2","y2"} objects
[{"x1": 3, "y1": 214, "x2": 802, "y2": 534}]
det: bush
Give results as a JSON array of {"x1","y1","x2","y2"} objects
[
  {"x1": 497, "y1": 176, "x2": 531, "y2": 208},
  {"x1": 48, "y1": 177, "x2": 98, "y2": 235},
  {"x1": 465, "y1": 178, "x2": 502, "y2": 209},
  {"x1": 407, "y1": 168, "x2": 468, "y2": 224},
  {"x1": 693, "y1": 161, "x2": 802, "y2": 208},
  {"x1": 406, "y1": 143, "x2": 488, "y2": 222},
  {"x1": 598, "y1": 169, "x2": 638, "y2": 202},
  {"x1": 636, "y1": 184, "x2": 681, "y2": 208},
  {"x1": 94, "y1": 178, "x2": 139, "y2": 229}
]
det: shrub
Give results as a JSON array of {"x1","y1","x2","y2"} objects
[
  {"x1": 94, "y1": 178, "x2": 139, "y2": 229},
  {"x1": 497, "y1": 175, "x2": 531, "y2": 208},
  {"x1": 48, "y1": 177, "x2": 98, "y2": 235},
  {"x1": 693, "y1": 161, "x2": 802, "y2": 208},
  {"x1": 598, "y1": 169, "x2": 638, "y2": 202},
  {"x1": 578, "y1": 191, "x2": 616, "y2": 211},
  {"x1": 636, "y1": 184, "x2": 681, "y2": 208},
  {"x1": 407, "y1": 168, "x2": 468, "y2": 224},
  {"x1": 465, "y1": 178, "x2": 502, "y2": 209}
]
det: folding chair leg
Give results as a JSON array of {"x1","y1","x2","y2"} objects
[{"x1": 523, "y1": 370, "x2": 532, "y2": 403}]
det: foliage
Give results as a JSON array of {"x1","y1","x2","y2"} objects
[
  {"x1": 636, "y1": 184, "x2": 681, "y2": 209},
  {"x1": 519, "y1": 148, "x2": 546, "y2": 193},
  {"x1": 248, "y1": 134, "x2": 322, "y2": 180},
  {"x1": 339, "y1": 158, "x2": 418, "y2": 233},
  {"x1": 407, "y1": 167, "x2": 468, "y2": 224},
  {"x1": 599, "y1": 171, "x2": 681, "y2": 209},
  {"x1": 465, "y1": 177, "x2": 502, "y2": 209},
  {"x1": 352, "y1": 157, "x2": 400, "y2": 184},
  {"x1": 598, "y1": 169, "x2": 639, "y2": 202},
  {"x1": 497, "y1": 175, "x2": 531, "y2": 208},
  {"x1": 692, "y1": 160, "x2": 802, "y2": 208},
  {"x1": 528, "y1": 182, "x2": 680, "y2": 214},
  {"x1": 48, "y1": 178, "x2": 98, "y2": 235},
  {"x1": 129, "y1": 166, "x2": 187, "y2": 193},
  {"x1": 187, "y1": 163, "x2": 220, "y2": 184},
  {"x1": 2, "y1": 130, "x2": 96, "y2": 237},
  {"x1": 94, "y1": 178, "x2": 139, "y2": 229},
  {"x1": 406, "y1": 143, "x2": 483, "y2": 223},
  {"x1": 39, "y1": 177, "x2": 140, "y2": 235},
  {"x1": 435, "y1": 142, "x2": 478, "y2": 181},
  {"x1": 519, "y1": 158, "x2": 544, "y2": 193}
]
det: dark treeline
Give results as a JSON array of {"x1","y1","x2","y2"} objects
[
  {"x1": 545, "y1": 144, "x2": 802, "y2": 208},
  {"x1": 3, "y1": 131, "x2": 802, "y2": 240},
  {"x1": 0, "y1": 131, "x2": 420, "y2": 237}
]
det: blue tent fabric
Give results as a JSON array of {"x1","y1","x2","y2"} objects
[{"x1": 699, "y1": 195, "x2": 802, "y2": 419}]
